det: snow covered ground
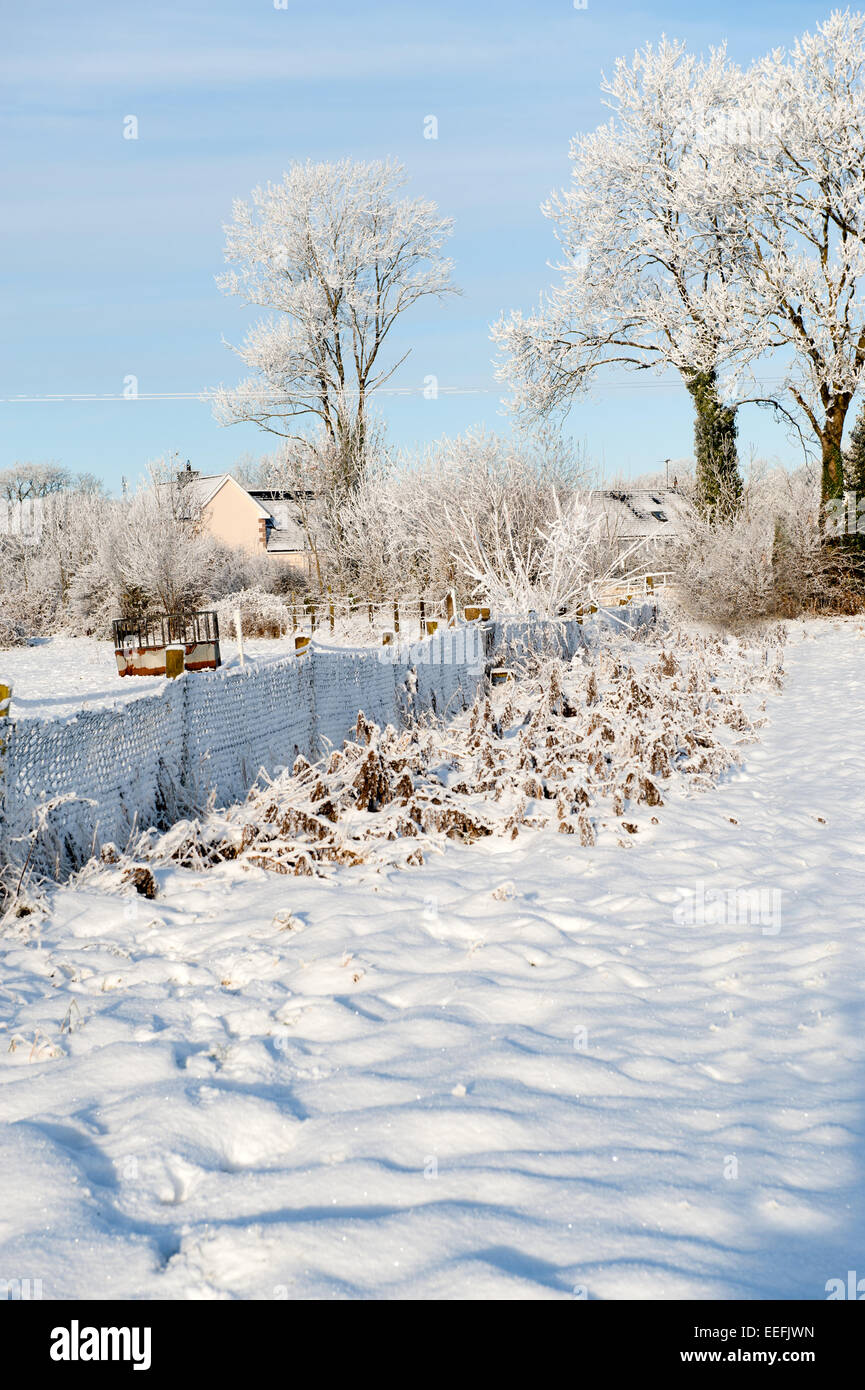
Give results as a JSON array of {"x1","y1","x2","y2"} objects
[
  {"x1": 0, "y1": 624, "x2": 456, "y2": 721},
  {"x1": 0, "y1": 634, "x2": 315, "y2": 720},
  {"x1": 1, "y1": 618, "x2": 864, "y2": 1299}
]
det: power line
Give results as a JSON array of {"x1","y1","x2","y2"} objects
[
  {"x1": 0, "y1": 387, "x2": 494, "y2": 403},
  {"x1": 0, "y1": 379, "x2": 796, "y2": 403}
]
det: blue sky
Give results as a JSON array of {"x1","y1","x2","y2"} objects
[{"x1": 1, "y1": 0, "x2": 831, "y2": 493}]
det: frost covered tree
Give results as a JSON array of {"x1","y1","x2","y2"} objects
[
  {"x1": 725, "y1": 12, "x2": 865, "y2": 507},
  {"x1": 36, "y1": 483, "x2": 109, "y2": 610},
  {"x1": 0, "y1": 471, "x2": 112, "y2": 643},
  {"x1": 0, "y1": 462, "x2": 77, "y2": 502},
  {"x1": 493, "y1": 39, "x2": 753, "y2": 519},
  {"x1": 94, "y1": 459, "x2": 217, "y2": 617},
  {"x1": 0, "y1": 463, "x2": 102, "y2": 563},
  {"x1": 213, "y1": 158, "x2": 459, "y2": 491}
]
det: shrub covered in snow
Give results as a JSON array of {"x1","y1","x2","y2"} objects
[
  {"x1": 322, "y1": 427, "x2": 589, "y2": 601},
  {"x1": 452, "y1": 489, "x2": 636, "y2": 618},
  {"x1": 673, "y1": 466, "x2": 863, "y2": 625},
  {"x1": 214, "y1": 588, "x2": 293, "y2": 639},
  {"x1": 0, "y1": 610, "x2": 28, "y2": 648}
]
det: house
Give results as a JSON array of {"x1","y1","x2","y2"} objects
[
  {"x1": 173, "y1": 466, "x2": 317, "y2": 573},
  {"x1": 588, "y1": 487, "x2": 693, "y2": 567}
]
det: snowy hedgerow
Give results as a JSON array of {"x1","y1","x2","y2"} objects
[{"x1": 0, "y1": 608, "x2": 28, "y2": 648}]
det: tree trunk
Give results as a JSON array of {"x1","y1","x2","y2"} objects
[
  {"x1": 685, "y1": 370, "x2": 742, "y2": 521},
  {"x1": 820, "y1": 406, "x2": 846, "y2": 508},
  {"x1": 818, "y1": 404, "x2": 865, "y2": 565}
]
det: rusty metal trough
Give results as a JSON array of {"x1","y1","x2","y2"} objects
[{"x1": 113, "y1": 611, "x2": 221, "y2": 677}]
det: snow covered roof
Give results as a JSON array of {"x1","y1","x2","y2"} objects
[
  {"x1": 262, "y1": 496, "x2": 324, "y2": 550},
  {"x1": 156, "y1": 472, "x2": 273, "y2": 519},
  {"x1": 589, "y1": 489, "x2": 693, "y2": 540},
  {"x1": 265, "y1": 531, "x2": 305, "y2": 553},
  {"x1": 195, "y1": 474, "x2": 272, "y2": 517},
  {"x1": 159, "y1": 473, "x2": 320, "y2": 546}
]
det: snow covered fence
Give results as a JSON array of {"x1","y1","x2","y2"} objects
[
  {"x1": 1, "y1": 681, "x2": 187, "y2": 881},
  {"x1": 0, "y1": 627, "x2": 487, "y2": 879},
  {"x1": 0, "y1": 608, "x2": 656, "y2": 880},
  {"x1": 493, "y1": 603, "x2": 656, "y2": 664}
]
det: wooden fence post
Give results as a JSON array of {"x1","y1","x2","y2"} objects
[
  {"x1": 234, "y1": 609, "x2": 244, "y2": 668},
  {"x1": 0, "y1": 683, "x2": 11, "y2": 752},
  {"x1": 165, "y1": 645, "x2": 185, "y2": 679}
]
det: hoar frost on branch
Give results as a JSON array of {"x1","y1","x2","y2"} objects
[
  {"x1": 451, "y1": 491, "x2": 643, "y2": 618},
  {"x1": 315, "y1": 427, "x2": 589, "y2": 601}
]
